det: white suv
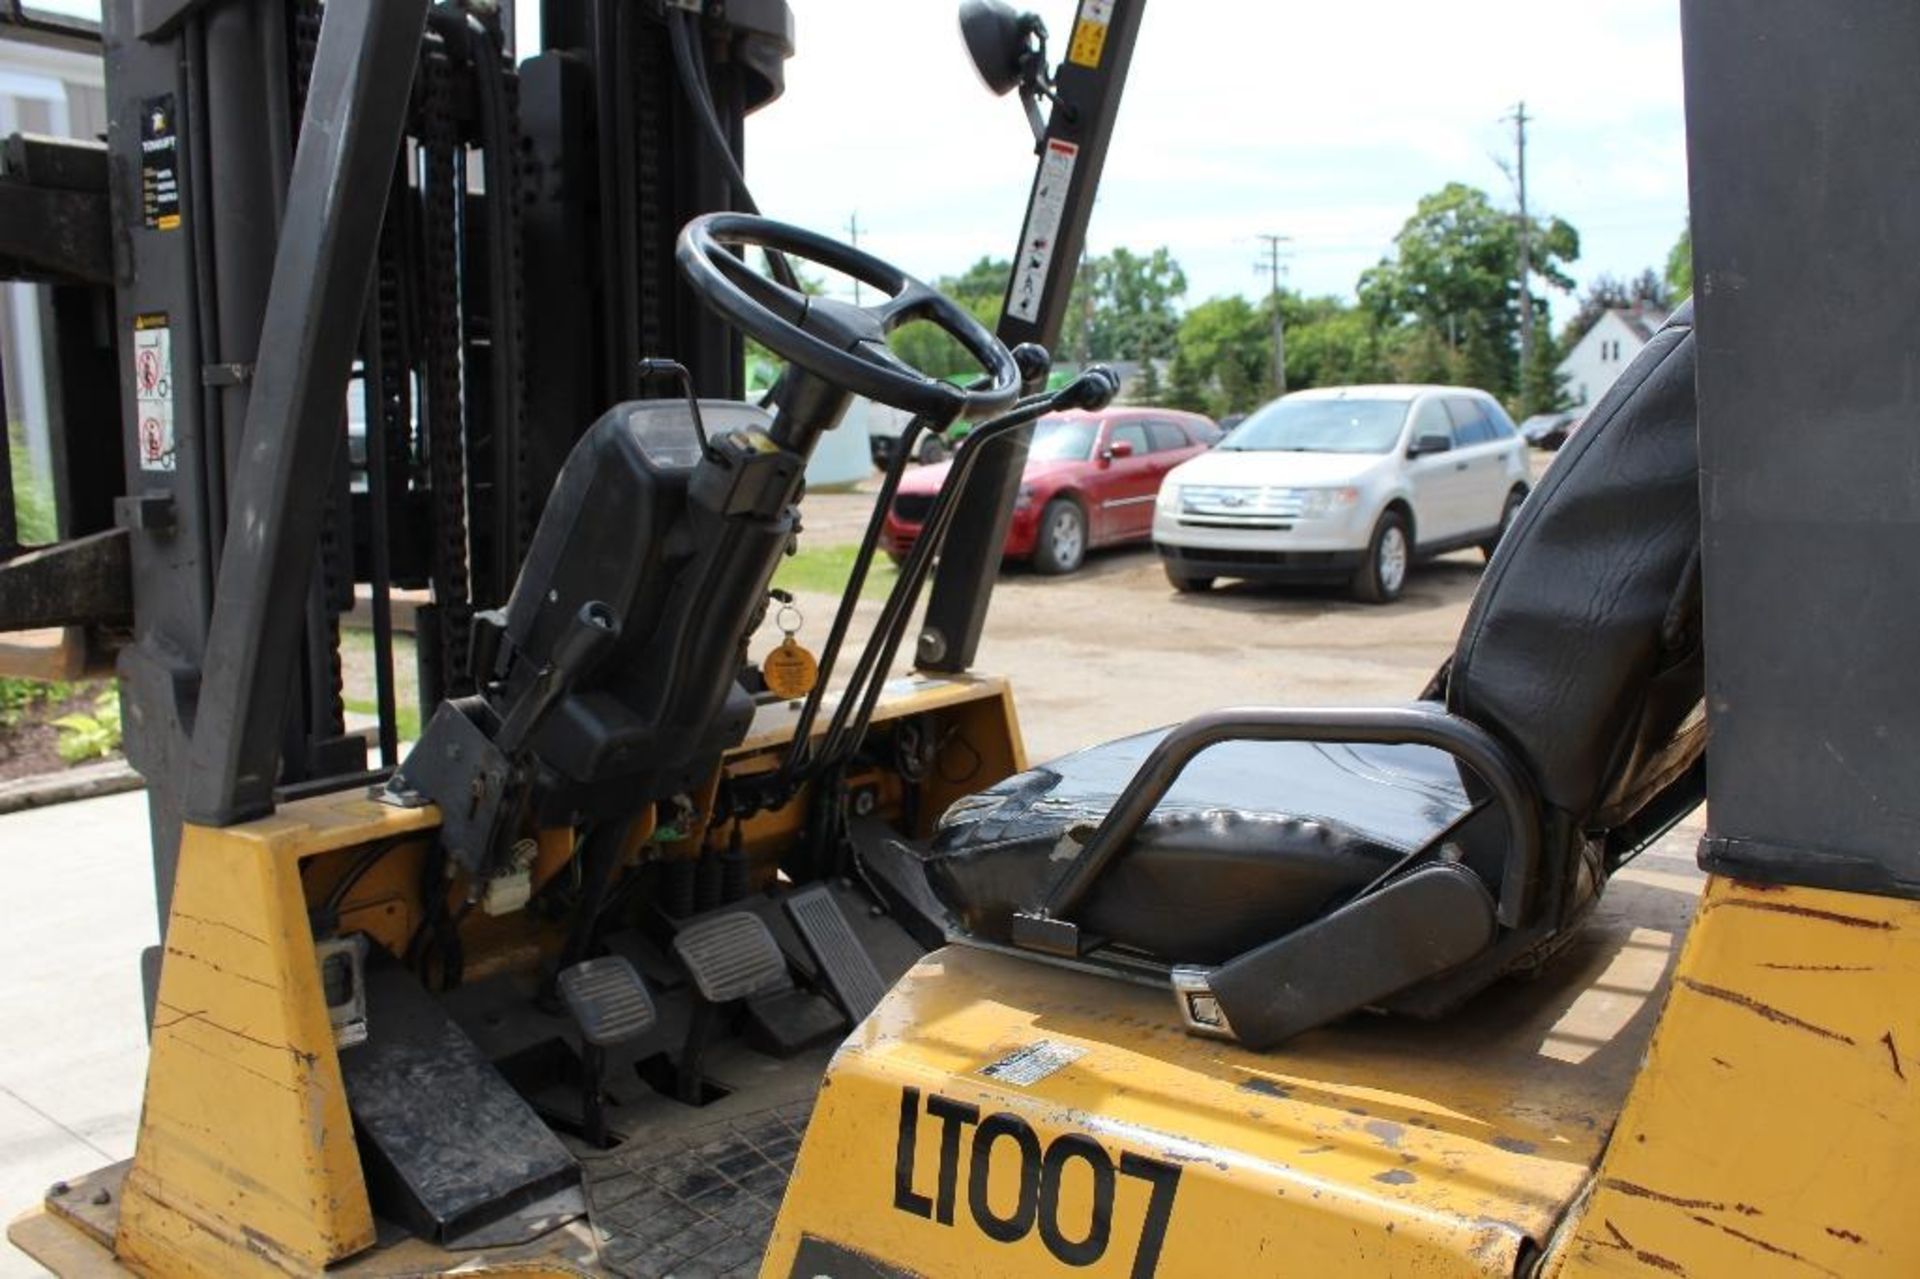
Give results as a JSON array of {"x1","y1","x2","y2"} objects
[{"x1": 1153, "y1": 385, "x2": 1531, "y2": 603}]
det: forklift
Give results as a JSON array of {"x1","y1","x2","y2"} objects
[{"x1": 6, "y1": 0, "x2": 1920, "y2": 1276}]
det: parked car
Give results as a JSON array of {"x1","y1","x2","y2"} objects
[
  {"x1": 1519, "y1": 409, "x2": 1579, "y2": 450},
  {"x1": 1154, "y1": 385, "x2": 1531, "y2": 603},
  {"x1": 883, "y1": 407, "x2": 1218, "y2": 574}
]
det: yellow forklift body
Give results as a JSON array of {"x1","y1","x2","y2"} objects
[
  {"x1": 765, "y1": 867, "x2": 1692, "y2": 1278},
  {"x1": 1545, "y1": 876, "x2": 1920, "y2": 1278},
  {"x1": 8, "y1": 676, "x2": 1024, "y2": 1277},
  {"x1": 766, "y1": 872, "x2": 1920, "y2": 1279}
]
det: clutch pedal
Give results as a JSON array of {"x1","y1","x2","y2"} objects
[{"x1": 784, "y1": 884, "x2": 887, "y2": 1022}]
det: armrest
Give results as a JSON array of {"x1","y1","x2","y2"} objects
[{"x1": 1009, "y1": 704, "x2": 1542, "y2": 956}]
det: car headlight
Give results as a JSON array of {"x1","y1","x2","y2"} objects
[
  {"x1": 1299, "y1": 487, "x2": 1361, "y2": 518},
  {"x1": 1014, "y1": 484, "x2": 1036, "y2": 510}
]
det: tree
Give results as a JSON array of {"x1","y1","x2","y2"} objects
[
  {"x1": 887, "y1": 256, "x2": 1009, "y2": 378},
  {"x1": 1518, "y1": 315, "x2": 1573, "y2": 416},
  {"x1": 1079, "y1": 246, "x2": 1188, "y2": 363},
  {"x1": 1279, "y1": 302, "x2": 1390, "y2": 391},
  {"x1": 1359, "y1": 183, "x2": 1578, "y2": 400},
  {"x1": 1166, "y1": 295, "x2": 1270, "y2": 417},
  {"x1": 1665, "y1": 226, "x2": 1693, "y2": 298}
]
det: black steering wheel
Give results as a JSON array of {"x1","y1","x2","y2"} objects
[{"x1": 676, "y1": 213, "x2": 1022, "y2": 421}]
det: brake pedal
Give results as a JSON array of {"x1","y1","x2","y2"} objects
[
  {"x1": 556, "y1": 956, "x2": 656, "y2": 1147},
  {"x1": 670, "y1": 912, "x2": 791, "y2": 1103},
  {"x1": 784, "y1": 885, "x2": 887, "y2": 1022}
]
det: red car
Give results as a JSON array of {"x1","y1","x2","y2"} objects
[{"x1": 882, "y1": 407, "x2": 1219, "y2": 574}]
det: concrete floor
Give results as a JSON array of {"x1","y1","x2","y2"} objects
[{"x1": 0, "y1": 791, "x2": 154, "y2": 1277}]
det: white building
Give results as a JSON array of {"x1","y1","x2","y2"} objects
[
  {"x1": 0, "y1": 36, "x2": 106, "y2": 495},
  {"x1": 1557, "y1": 304, "x2": 1667, "y2": 416}
]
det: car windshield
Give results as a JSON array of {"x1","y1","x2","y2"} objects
[
  {"x1": 1220, "y1": 398, "x2": 1410, "y2": 454},
  {"x1": 1027, "y1": 417, "x2": 1099, "y2": 461}
]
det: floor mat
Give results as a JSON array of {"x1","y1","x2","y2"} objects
[{"x1": 583, "y1": 1100, "x2": 813, "y2": 1277}]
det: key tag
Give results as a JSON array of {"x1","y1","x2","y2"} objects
[{"x1": 762, "y1": 596, "x2": 818, "y2": 700}]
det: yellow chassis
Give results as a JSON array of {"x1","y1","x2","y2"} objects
[{"x1": 11, "y1": 672, "x2": 1920, "y2": 1275}]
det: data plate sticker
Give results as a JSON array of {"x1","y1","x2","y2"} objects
[
  {"x1": 1068, "y1": 0, "x2": 1113, "y2": 67},
  {"x1": 979, "y1": 1040, "x2": 1085, "y2": 1086},
  {"x1": 1006, "y1": 139, "x2": 1077, "y2": 324},
  {"x1": 133, "y1": 313, "x2": 175, "y2": 472},
  {"x1": 139, "y1": 95, "x2": 181, "y2": 230}
]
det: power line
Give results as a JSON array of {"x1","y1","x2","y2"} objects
[{"x1": 1254, "y1": 232, "x2": 1291, "y2": 395}]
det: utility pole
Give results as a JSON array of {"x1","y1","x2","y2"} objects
[
  {"x1": 1255, "y1": 232, "x2": 1291, "y2": 395},
  {"x1": 847, "y1": 210, "x2": 862, "y2": 305},
  {"x1": 1505, "y1": 102, "x2": 1533, "y2": 388}
]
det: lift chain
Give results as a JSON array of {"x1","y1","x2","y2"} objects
[{"x1": 421, "y1": 35, "x2": 475, "y2": 695}]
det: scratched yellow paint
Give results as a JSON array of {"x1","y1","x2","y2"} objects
[
  {"x1": 1545, "y1": 876, "x2": 1920, "y2": 1278},
  {"x1": 114, "y1": 796, "x2": 437, "y2": 1275},
  {"x1": 763, "y1": 939, "x2": 1677, "y2": 1278}
]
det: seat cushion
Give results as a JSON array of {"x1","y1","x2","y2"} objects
[{"x1": 924, "y1": 728, "x2": 1473, "y2": 965}]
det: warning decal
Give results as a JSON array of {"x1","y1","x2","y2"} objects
[
  {"x1": 1068, "y1": 0, "x2": 1114, "y2": 68},
  {"x1": 1006, "y1": 139, "x2": 1078, "y2": 325},
  {"x1": 133, "y1": 313, "x2": 175, "y2": 472}
]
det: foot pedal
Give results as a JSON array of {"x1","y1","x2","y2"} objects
[
  {"x1": 556, "y1": 957, "x2": 656, "y2": 1148},
  {"x1": 671, "y1": 911, "x2": 792, "y2": 1002},
  {"x1": 744, "y1": 987, "x2": 848, "y2": 1056},
  {"x1": 557, "y1": 956, "x2": 657, "y2": 1046},
  {"x1": 670, "y1": 912, "x2": 792, "y2": 1104},
  {"x1": 784, "y1": 885, "x2": 887, "y2": 1022}
]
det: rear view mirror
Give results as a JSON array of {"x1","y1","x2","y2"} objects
[
  {"x1": 1409, "y1": 433, "x2": 1452, "y2": 457},
  {"x1": 1108, "y1": 439, "x2": 1135, "y2": 459}
]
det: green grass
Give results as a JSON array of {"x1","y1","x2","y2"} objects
[
  {"x1": 771, "y1": 544, "x2": 900, "y2": 600},
  {"x1": 344, "y1": 695, "x2": 421, "y2": 743},
  {"x1": 10, "y1": 430, "x2": 57, "y2": 545}
]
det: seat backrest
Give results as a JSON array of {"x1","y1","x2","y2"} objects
[{"x1": 1447, "y1": 302, "x2": 1703, "y2": 828}]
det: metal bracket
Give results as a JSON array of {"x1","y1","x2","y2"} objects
[
  {"x1": 1010, "y1": 910, "x2": 1081, "y2": 957},
  {"x1": 1170, "y1": 966, "x2": 1234, "y2": 1041},
  {"x1": 201, "y1": 362, "x2": 254, "y2": 387}
]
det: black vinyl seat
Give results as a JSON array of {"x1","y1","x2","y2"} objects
[
  {"x1": 918, "y1": 303, "x2": 1705, "y2": 1045},
  {"x1": 931, "y1": 733, "x2": 1471, "y2": 966}
]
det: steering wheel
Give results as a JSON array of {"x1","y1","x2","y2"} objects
[{"x1": 677, "y1": 213, "x2": 1022, "y2": 421}]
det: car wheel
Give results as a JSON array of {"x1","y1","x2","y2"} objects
[
  {"x1": 1481, "y1": 487, "x2": 1527, "y2": 561},
  {"x1": 1352, "y1": 510, "x2": 1410, "y2": 604},
  {"x1": 1032, "y1": 498, "x2": 1087, "y2": 575},
  {"x1": 916, "y1": 434, "x2": 948, "y2": 465},
  {"x1": 1164, "y1": 562, "x2": 1214, "y2": 593}
]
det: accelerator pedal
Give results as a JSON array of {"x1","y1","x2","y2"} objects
[
  {"x1": 784, "y1": 884, "x2": 887, "y2": 1022},
  {"x1": 556, "y1": 956, "x2": 656, "y2": 1148},
  {"x1": 671, "y1": 912, "x2": 791, "y2": 1103}
]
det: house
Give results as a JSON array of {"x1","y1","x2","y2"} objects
[{"x1": 1557, "y1": 303, "x2": 1668, "y2": 416}]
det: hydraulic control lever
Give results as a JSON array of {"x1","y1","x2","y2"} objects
[{"x1": 774, "y1": 361, "x2": 1119, "y2": 795}]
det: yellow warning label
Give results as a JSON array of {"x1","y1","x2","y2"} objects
[
  {"x1": 1067, "y1": 0, "x2": 1113, "y2": 67},
  {"x1": 1068, "y1": 20, "x2": 1107, "y2": 67}
]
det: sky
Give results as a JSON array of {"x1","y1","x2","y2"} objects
[
  {"x1": 723, "y1": 1, "x2": 1690, "y2": 325},
  {"x1": 37, "y1": 0, "x2": 1689, "y2": 324}
]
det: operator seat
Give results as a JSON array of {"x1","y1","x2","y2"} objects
[{"x1": 921, "y1": 303, "x2": 1703, "y2": 1038}]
